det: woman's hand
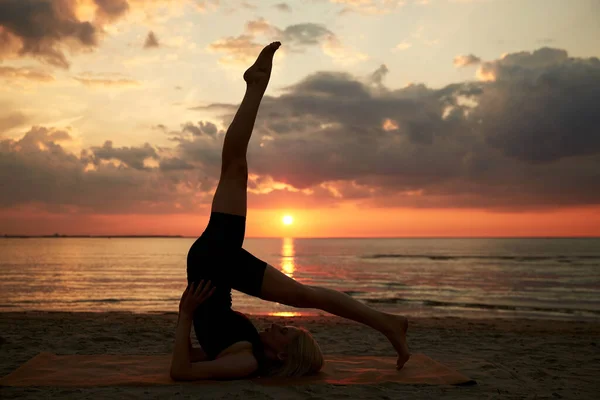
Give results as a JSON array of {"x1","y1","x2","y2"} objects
[{"x1": 179, "y1": 280, "x2": 215, "y2": 318}]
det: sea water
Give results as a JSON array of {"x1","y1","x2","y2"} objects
[{"x1": 1, "y1": 237, "x2": 598, "y2": 320}]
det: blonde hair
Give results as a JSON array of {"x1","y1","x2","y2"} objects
[{"x1": 263, "y1": 327, "x2": 324, "y2": 377}]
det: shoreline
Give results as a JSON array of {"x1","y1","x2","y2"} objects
[
  {"x1": 2, "y1": 309, "x2": 600, "y2": 329},
  {"x1": 2, "y1": 309, "x2": 599, "y2": 323}
]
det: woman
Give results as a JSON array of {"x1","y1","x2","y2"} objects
[{"x1": 170, "y1": 41, "x2": 410, "y2": 381}]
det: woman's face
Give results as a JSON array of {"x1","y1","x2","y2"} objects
[{"x1": 259, "y1": 323, "x2": 301, "y2": 358}]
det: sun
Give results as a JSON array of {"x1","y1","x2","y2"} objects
[{"x1": 282, "y1": 215, "x2": 294, "y2": 225}]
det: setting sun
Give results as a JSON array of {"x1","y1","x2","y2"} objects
[{"x1": 282, "y1": 215, "x2": 294, "y2": 225}]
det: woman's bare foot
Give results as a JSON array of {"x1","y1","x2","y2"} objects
[
  {"x1": 383, "y1": 314, "x2": 411, "y2": 370},
  {"x1": 243, "y1": 41, "x2": 281, "y2": 92}
]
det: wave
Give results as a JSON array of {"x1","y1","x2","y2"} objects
[
  {"x1": 361, "y1": 254, "x2": 600, "y2": 262},
  {"x1": 362, "y1": 297, "x2": 600, "y2": 315}
]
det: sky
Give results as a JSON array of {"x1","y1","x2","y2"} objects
[{"x1": 0, "y1": 0, "x2": 599, "y2": 237}]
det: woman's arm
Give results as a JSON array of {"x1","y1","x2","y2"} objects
[
  {"x1": 172, "y1": 281, "x2": 214, "y2": 373},
  {"x1": 178, "y1": 314, "x2": 207, "y2": 362},
  {"x1": 171, "y1": 350, "x2": 258, "y2": 381},
  {"x1": 171, "y1": 313, "x2": 257, "y2": 381},
  {"x1": 188, "y1": 336, "x2": 208, "y2": 362},
  {"x1": 171, "y1": 313, "x2": 193, "y2": 375}
]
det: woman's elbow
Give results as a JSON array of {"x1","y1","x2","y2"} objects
[
  {"x1": 170, "y1": 364, "x2": 190, "y2": 381},
  {"x1": 170, "y1": 367, "x2": 183, "y2": 381}
]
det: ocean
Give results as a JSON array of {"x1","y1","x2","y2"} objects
[{"x1": 1, "y1": 237, "x2": 598, "y2": 321}]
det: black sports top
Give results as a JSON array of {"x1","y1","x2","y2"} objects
[
  {"x1": 186, "y1": 212, "x2": 269, "y2": 371},
  {"x1": 192, "y1": 303, "x2": 265, "y2": 365}
]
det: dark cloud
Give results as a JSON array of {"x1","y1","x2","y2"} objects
[
  {"x1": 183, "y1": 47, "x2": 600, "y2": 210},
  {"x1": 95, "y1": 0, "x2": 130, "y2": 22},
  {"x1": 0, "y1": 0, "x2": 180, "y2": 67},
  {"x1": 0, "y1": 126, "x2": 208, "y2": 214},
  {"x1": 89, "y1": 140, "x2": 158, "y2": 170},
  {"x1": 144, "y1": 31, "x2": 159, "y2": 49},
  {"x1": 159, "y1": 157, "x2": 195, "y2": 171},
  {"x1": 1, "y1": 47, "x2": 599, "y2": 215},
  {"x1": 474, "y1": 48, "x2": 600, "y2": 163},
  {"x1": 281, "y1": 24, "x2": 334, "y2": 46},
  {"x1": 0, "y1": 0, "x2": 97, "y2": 68},
  {"x1": 274, "y1": 2, "x2": 292, "y2": 12},
  {"x1": 370, "y1": 64, "x2": 389, "y2": 86},
  {"x1": 181, "y1": 121, "x2": 218, "y2": 137}
]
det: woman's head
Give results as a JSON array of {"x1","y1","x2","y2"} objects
[{"x1": 259, "y1": 323, "x2": 323, "y2": 377}]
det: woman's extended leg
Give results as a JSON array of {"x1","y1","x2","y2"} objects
[
  {"x1": 210, "y1": 42, "x2": 281, "y2": 217},
  {"x1": 259, "y1": 264, "x2": 411, "y2": 369}
]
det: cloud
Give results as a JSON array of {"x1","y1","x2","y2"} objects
[
  {"x1": 370, "y1": 64, "x2": 389, "y2": 86},
  {"x1": 281, "y1": 24, "x2": 334, "y2": 46},
  {"x1": 476, "y1": 48, "x2": 570, "y2": 81},
  {"x1": 207, "y1": 34, "x2": 264, "y2": 65},
  {"x1": 159, "y1": 157, "x2": 194, "y2": 171},
  {"x1": 181, "y1": 121, "x2": 219, "y2": 137},
  {"x1": 0, "y1": 0, "x2": 194, "y2": 68},
  {"x1": 73, "y1": 74, "x2": 141, "y2": 88},
  {"x1": 94, "y1": 0, "x2": 131, "y2": 22},
  {"x1": 0, "y1": 66, "x2": 55, "y2": 82},
  {"x1": 392, "y1": 41, "x2": 412, "y2": 52},
  {"x1": 89, "y1": 140, "x2": 158, "y2": 170},
  {"x1": 274, "y1": 2, "x2": 292, "y2": 12},
  {"x1": 1, "y1": 47, "x2": 600, "y2": 215},
  {"x1": 187, "y1": 47, "x2": 600, "y2": 210},
  {"x1": 453, "y1": 54, "x2": 481, "y2": 67},
  {"x1": 0, "y1": 0, "x2": 97, "y2": 68},
  {"x1": 245, "y1": 18, "x2": 280, "y2": 36},
  {"x1": 144, "y1": 31, "x2": 160, "y2": 49},
  {"x1": 0, "y1": 111, "x2": 29, "y2": 134},
  {"x1": 331, "y1": 0, "x2": 406, "y2": 16},
  {"x1": 471, "y1": 48, "x2": 600, "y2": 163},
  {"x1": 208, "y1": 19, "x2": 367, "y2": 66},
  {"x1": 0, "y1": 126, "x2": 205, "y2": 214}
]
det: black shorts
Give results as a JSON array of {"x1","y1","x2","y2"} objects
[{"x1": 186, "y1": 212, "x2": 267, "y2": 305}]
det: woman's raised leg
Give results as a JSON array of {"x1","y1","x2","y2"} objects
[
  {"x1": 259, "y1": 264, "x2": 411, "y2": 369},
  {"x1": 211, "y1": 42, "x2": 281, "y2": 217}
]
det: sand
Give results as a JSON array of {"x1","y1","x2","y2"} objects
[{"x1": 1, "y1": 312, "x2": 598, "y2": 399}]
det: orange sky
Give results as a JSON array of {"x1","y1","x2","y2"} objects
[
  {"x1": 2, "y1": 204, "x2": 599, "y2": 237},
  {"x1": 1, "y1": 0, "x2": 600, "y2": 238}
]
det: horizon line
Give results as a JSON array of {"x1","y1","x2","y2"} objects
[{"x1": 1, "y1": 234, "x2": 599, "y2": 239}]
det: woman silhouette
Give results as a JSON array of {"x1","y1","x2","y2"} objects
[{"x1": 170, "y1": 42, "x2": 410, "y2": 381}]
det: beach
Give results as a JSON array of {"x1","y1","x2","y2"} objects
[{"x1": 1, "y1": 312, "x2": 598, "y2": 399}]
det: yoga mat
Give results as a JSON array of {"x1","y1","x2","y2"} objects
[{"x1": 0, "y1": 352, "x2": 476, "y2": 387}]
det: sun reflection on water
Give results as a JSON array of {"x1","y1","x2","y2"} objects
[
  {"x1": 281, "y1": 237, "x2": 295, "y2": 278},
  {"x1": 268, "y1": 311, "x2": 303, "y2": 317}
]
